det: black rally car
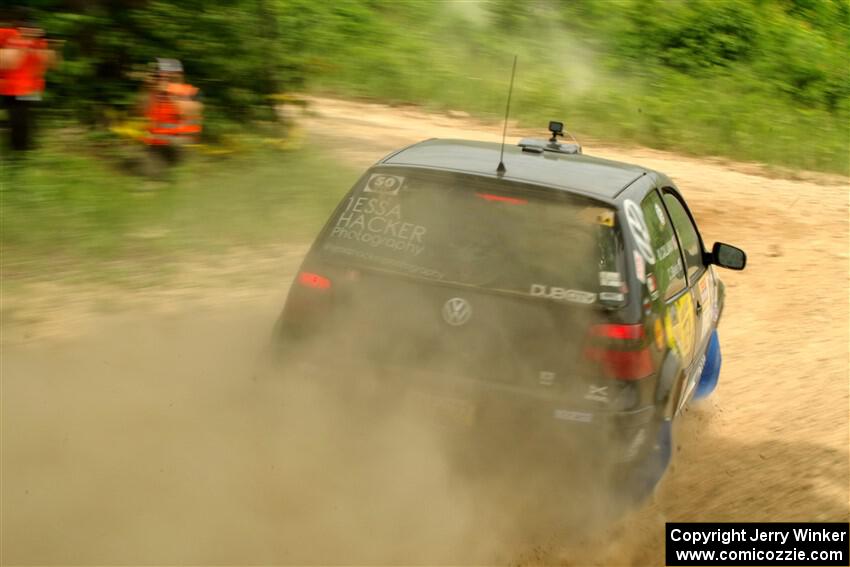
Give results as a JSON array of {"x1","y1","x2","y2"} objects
[{"x1": 271, "y1": 126, "x2": 746, "y2": 487}]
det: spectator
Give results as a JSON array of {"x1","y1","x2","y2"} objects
[
  {"x1": 0, "y1": 17, "x2": 57, "y2": 152},
  {"x1": 143, "y1": 58, "x2": 203, "y2": 167}
]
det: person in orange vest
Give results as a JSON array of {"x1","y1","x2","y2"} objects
[
  {"x1": 0, "y1": 17, "x2": 57, "y2": 152},
  {"x1": 143, "y1": 58, "x2": 202, "y2": 164}
]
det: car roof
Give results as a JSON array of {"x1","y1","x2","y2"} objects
[{"x1": 379, "y1": 138, "x2": 651, "y2": 200}]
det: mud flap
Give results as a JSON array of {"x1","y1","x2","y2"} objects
[
  {"x1": 657, "y1": 350, "x2": 684, "y2": 419},
  {"x1": 694, "y1": 330, "x2": 721, "y2": 400},
  {"x1": 624, "y1": 420, "x2": 673, "y2": 505}
]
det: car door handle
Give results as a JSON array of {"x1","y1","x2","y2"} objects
[{"x1": 695, "y1": 302, "x2": 703, "y2": 315}]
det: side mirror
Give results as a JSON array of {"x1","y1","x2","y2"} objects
[{"x1": 709, "y1": 242, "x2": 746, "y2": 270}]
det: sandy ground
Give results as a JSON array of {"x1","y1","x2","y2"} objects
[{"x1": 2, "y1": 97, "x2": 848, "y2": 565}]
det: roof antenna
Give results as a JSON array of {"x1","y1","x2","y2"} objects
[{"x1": 496, "y1": 55, "x2": 517, "y2": 177}]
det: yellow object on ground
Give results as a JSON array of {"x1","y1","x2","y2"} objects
[{"x1": 109, "y1": 119, "x2": 148, "y2": 142}]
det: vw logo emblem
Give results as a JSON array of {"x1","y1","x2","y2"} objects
[{"x1": 442, "y1": 297, "x2": 472, "y2": 326}]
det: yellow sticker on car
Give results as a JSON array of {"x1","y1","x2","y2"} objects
[
  {"x1": 579, "y1": 207, "x2": 616, "y2": 227},
  {"x1": 665, "y1": 292, "x2": 696, "y2": 360}
]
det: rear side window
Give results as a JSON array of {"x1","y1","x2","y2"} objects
[
  {"x1": 662, "y1": 193, "x2": 704, "y2": 281},
  {"x1": 640, "y1": 191, "x2": 686, "y2": 300},
  {"x1": 319, "y1": 168, "x2": 624, "y2": 303}
]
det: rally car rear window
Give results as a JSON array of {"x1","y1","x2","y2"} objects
[{"x1": 319, "y1": 168, "x2": 625, "y2": 303}]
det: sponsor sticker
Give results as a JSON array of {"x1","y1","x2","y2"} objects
[
  {"x1": 323, "y1": 243, "x2": 444, "y2": 280},
  {"x1": 633, "y1": 250, "x2": 646, "y2": 283},
  {"x1": 707, "y1": 266, "x2": 720, "y2": 323},
  {"x1": 667, "y1": 293, "x2": 696, "y2": 360},
  {"x1": 624, "y1": 199, "x2": 656, "y2": 265},
  {"x1": 580, "y1": 207, "x2": 616, "y2": 227},
  {"x1": 698, "y1": 274, "x2": 710, "y2": 303},
  {"x1": 654, "y1": 318, "x2": 665, "y2": 350},
  {"x1": 647, "y1": 273, "x2": 660, "y2": 300},
  {"x1": 656, "y1": 237, "x2": 677, "y2": 261},
  {"x1": 668, "y1": 260, "x2": 684, "y2": 282},
  {"x1": 664, "y1": 311, "x2": 676, "y2": 350},
  {"x1": 599, "y1": 271, "x2": 623, "y2": 287},
  {"x1": 364, "y1": 173, "x2": 404, "y2": 195},
  {"x1": 654, "y1": 203, "x2": 667, "y2": 226},
  {"x1": 597, "y1": 210, "x2": 615, "y2": 227},
  {"x1": 600, "y1": 291, "x2": 625, "y2": 302},
  {"x1": 530, "y1": 284, "x2": 596, "y2": 304},
  {"x1": 331, "y1": 195, "x2": 427, "y2": 256}
]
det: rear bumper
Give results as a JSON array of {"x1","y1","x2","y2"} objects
[{"x1": 273, "y1": 353, "x2": 659, "y2": 466}]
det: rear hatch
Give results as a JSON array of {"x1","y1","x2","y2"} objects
[{"x1": 284, "y1": 167, "x2": 635, "y2": 398}]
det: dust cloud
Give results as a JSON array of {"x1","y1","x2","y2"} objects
[{"x1": 3, "y1": 294, "x2": 637, "y2": 565}]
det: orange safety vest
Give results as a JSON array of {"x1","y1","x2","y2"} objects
[
  {"x1": 167, "y1": 83, "x2": 202, "y2": 137},
  {"x1": 0, "y1": 28, "x2": 17, "y2": 94},
  {"x1": 144, "y1": 83, "x2": 201, "y2": 145},
  {"x1": 0, "y1": 28, "x2": 16, "y2": 45},
  {"x1": 1, "y1": 32, "x2": 47, "y2": 97}
]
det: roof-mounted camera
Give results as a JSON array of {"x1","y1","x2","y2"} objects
[
  {"x1": 548, "y1": 121, "x2": 564, "y2": 143},
  {"x1": 517, "y1": 120, "x2": 582, "y2": 155}
]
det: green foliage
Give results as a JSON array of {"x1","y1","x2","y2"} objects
[
  {"x1": 488, "y1": 0, "x2": 533, "y2": 31},
  {"x1": 5, "y1": 0, "x2": 849, "y2": 173},
  {"x1": 20, "y1": 0, "x2": 299, "y2": 124},
  {"x1": 564, "y1": 0, "x2": 850, "y2": 173},
  {"x1": 608, "y1": 0, "x2": 850, "y2": 113},
  {"x1": 623, "y1": 0, "x2": 760, "y2": 71},
  {"x1": 302, "y1": 0, "x2": 850, "y2": 173},
  {"x1": 0, "y1": 140, "x2": 355, "y2": 279}
]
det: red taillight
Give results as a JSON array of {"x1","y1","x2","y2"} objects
[
  {"x1": 297, "y1": 271, "x2": 332, "y2": 290},
  {"x1": 475, "y1": 193, "x2": 528, "y2": 205},
  {"x1": 590, "y1": 324, "x2": 645, "y2": 340},
  {"x1": 585, "y1": 324, "x2": 653, "y2": 380}
]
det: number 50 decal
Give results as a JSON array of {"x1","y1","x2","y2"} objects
[
  {"x1": 624, "y1": 199, "x2": 656, "y2": 265},
  {"x1": 365, "y1": 173, "x2": 404, "y2": 195}
]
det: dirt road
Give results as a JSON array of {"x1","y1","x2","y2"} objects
[{"x1": 2, "y1": 98, "x2": 848, "y2": 565}]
